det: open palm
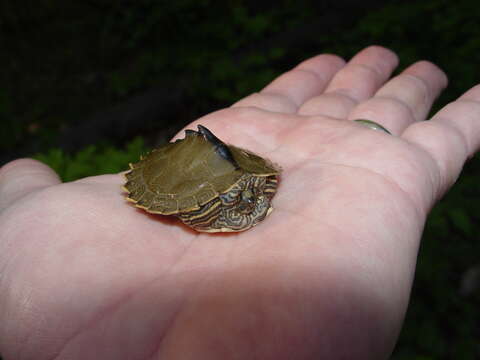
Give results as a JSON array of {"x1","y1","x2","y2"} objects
[{"x1": 1, "y1": 46, "x2": 479, "y2": 360}]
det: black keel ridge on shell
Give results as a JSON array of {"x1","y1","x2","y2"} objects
[{"x1": 197, "y1": 125, "x2": 240, "y2": 170}]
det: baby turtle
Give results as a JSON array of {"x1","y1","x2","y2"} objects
[{"x1": 123, "y1": 125, "x2": 280, "y2": 232}]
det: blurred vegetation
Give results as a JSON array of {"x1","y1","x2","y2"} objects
[
  {"x1": 1, "y1": 0, "x2": 480, "y2": 358},
  {"x1": 33, "y1": 137, "x2": 146, "y2": 182}
]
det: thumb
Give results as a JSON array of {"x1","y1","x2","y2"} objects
[{"x1": 0, "y1": 159, "x2": 61, "y2": 211}]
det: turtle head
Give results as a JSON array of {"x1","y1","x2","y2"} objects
[
  {"x1": 211, "y1": 174, "x2": 278, "y2": 231},
  {"x1": 179, "y1": 174, "x2": 278, "y2": 232}
]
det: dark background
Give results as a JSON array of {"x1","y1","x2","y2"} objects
[{"x1": 1, "y1": 0, "x2": 479, "y2": 358}]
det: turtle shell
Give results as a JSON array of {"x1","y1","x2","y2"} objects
[{"x1": 123, "y1": 125, "x2": 280, "y2": 232}]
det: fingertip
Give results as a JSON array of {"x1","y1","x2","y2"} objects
[
  {"x1": 296, "y1": 53, "x2": 346, "y2": 75},
  {"x1": 0, "y1": 158, "x2": 60, "y2": 181},
  {"x1": 353, "y1": 45, "x2": 399, "y2": 70},
  {"x1": 404, "y1": 60, "x2": 448, "y2": 90},
  {"x1": 2, "y1": 158, "x2": 44, "y2": 172},
  {"x1": 0, "y1": 158, "x2": 61, "y2": 210},
  {"x1": 364, "y1": 45, "x2": 398, "y2": 58}
]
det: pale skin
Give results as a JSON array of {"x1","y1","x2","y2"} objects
[{"x1": 1, "y1": 46, "x2": 479, "y2": 359}]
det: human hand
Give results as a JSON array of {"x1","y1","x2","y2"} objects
[{"x1": 1, "y1": 46, "x2": 479, "y2": 360}]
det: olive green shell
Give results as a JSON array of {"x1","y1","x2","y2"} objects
[{"x1": 123, "y1": 126, "x2": 279, "y2": 217}]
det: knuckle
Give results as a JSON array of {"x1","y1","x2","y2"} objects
[
  {"x1": 345, "y1": 63, "x2": 381, "y2": 79},
  {"x1": 358, "y1": 96, "x2": 415, "y2": 119},
  {"x1": 399, "y1": 74, "x2": 430, "y2": 99}
]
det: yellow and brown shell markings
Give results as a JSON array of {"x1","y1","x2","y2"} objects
[{"x1": 123, "y1": 125, "x2": 281, "y2": 232}]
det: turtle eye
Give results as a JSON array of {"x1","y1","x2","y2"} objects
[
  {"x1": 237, "y1": 190, "x2": 256, "y2": 214},
  {"x1": 241, "y1": 190, "x2": 255, "y2": 203}
]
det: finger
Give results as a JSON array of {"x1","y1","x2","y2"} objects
[
  {"x1": 232, "y1": 54, "x2": 345, "y2": 113},
  {"x1": 402, "y1": 84, "x2": 480, "y2": 200},
  {"x1": 349, "y1": 61, "x2": 448, "y2": 134},
  {"x1": 298, "y1": 46, "x2": 398, "y2": 118},
  {"x1": 0, "y1": 159, "x2": 61, "y2": 211}
]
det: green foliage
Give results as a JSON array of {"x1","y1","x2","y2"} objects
[{"x1": 33, "y1": 137, "x2": 146, "y2": 182}]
